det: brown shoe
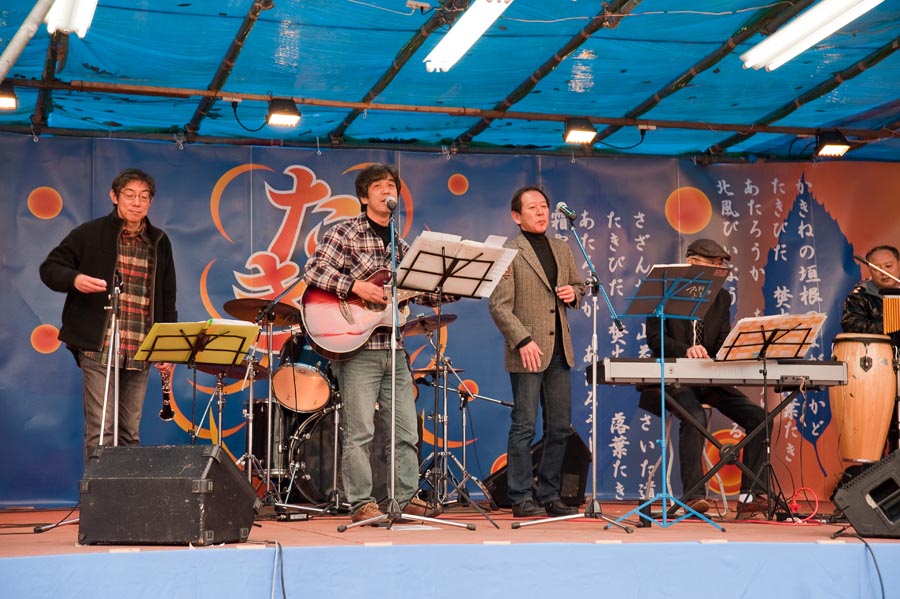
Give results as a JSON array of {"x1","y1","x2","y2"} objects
[
  {"x1": 686, "y1": 498, "x2": 710, "y2": 514},
  {"x1": 403, "y1": 496, "x2": 442, "y2": 518},
  {"x1": 351, "y1": 502, "x2": 384, "y2": 524},
  {"x1": 736, "y1": 495, "x2": 768, "y2": 518}
]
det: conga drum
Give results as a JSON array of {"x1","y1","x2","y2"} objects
[{"x1": 829, "y1": 333, "x2": 897, "y2": 463}]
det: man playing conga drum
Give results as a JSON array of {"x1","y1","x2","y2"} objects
[{"x1": 838, "y1": 245, "x2": 900, "y2": 469}]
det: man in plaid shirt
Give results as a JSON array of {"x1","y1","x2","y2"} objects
[
  {"x1": 303, "y1": 163, "x2": 455, "y2": 524},
  {"x1": 40, "y1": 168, "x2": 178, "y2": 467}
]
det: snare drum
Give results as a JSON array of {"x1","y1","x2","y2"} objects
[
  {"x1": 829, "y1": 333, "x2": 897, "y2": 463},
  {"x1": 273, "y1": 331, "x2": 332, "y2": 413}
]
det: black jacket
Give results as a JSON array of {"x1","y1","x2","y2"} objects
[
  {"x1": 638, "y1": 289, "x2": 741, "y2": 416},
  {"x1": 841, "y1": 280, "x2": 900, "y2": 346},
  {"x1": 39, "y1": 208, "x2": 178, "y2": 354}
]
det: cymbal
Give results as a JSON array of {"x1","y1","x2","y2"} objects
[
  {"x1": 402, "y1": 313, "x2": 457, "y2": 336},
  {"x1": 412, "y1": 366, "x2": 464, "y2": 378},
  {"x1": 223, "y1": 298, "x2": 301, "y2": 327},
  {"x1": 195, "y1": 360, "x2": 269, "y2": 381}
]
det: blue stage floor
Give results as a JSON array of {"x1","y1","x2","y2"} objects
[{"x1": 2, "y1": 506, "x2": 899, "y2": 599}]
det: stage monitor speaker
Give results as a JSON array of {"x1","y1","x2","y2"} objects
[
  {"x1": 833, "y1": 450, "x2": 900, "y2": 539},
  {"x1": 79, "y1": 445, "x2": 260, "y2": 546},
  {"x1": 483, "y1": 428, "x2": 590, "y2": 508}
]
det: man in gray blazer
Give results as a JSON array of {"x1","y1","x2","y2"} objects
[{"x1": 489, "y1": 186, "x2": 585, "y2": 518}]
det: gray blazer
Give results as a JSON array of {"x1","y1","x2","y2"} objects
[{"x1": 489, "y1": 232, "x2": 584, "y2": 373}]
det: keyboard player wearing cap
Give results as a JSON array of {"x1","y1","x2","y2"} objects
[{"x1": 638, "y1": 238, "x2": 766, "y2": 517}]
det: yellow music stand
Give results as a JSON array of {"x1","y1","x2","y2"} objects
[{"x1": 137, "y1": 318, "x2": 260, "y2": 444}]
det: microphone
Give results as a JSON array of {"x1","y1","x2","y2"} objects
[
  {"x1": 556, "y1": 202, "x2": 576, "y2": 222},
  {"x1": 386, "y1": 196, "x2": 398, "y2": 211}
]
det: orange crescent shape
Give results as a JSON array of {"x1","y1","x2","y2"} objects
[
  {"x1": 199, "y1": 259, "x2": 225, "y2": 319},
  {"x1": 211, "y1": 164, "x2": 275, "y2": 243},
  {"x1": 419, "y1": 409, "x2": 473, "y2": 449}
]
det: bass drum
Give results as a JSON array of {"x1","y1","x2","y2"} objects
[
  {"x1": 249, "y1": 401, "x2": 299, "y2": 479},
  {"x1": 829, "y1": 333, "x2": 897, "y2": 463},
  {"x1": 288, "y1": 407, "x2": 342, "y2": 504}
]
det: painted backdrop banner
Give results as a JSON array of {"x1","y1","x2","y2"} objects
[{"x1": 3, "y1": 133, "x2": 899, "y2": 508}]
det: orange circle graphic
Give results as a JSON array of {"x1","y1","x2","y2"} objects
[
  {"x1": 32, "y1": 324, "x2": 61, "y2": 354},
  {"x1": 448, "y1": 173, "x2": 469, "y2": 196},
  {"x1": 28, "y1": 186, "x2": 63, "y2": 220},
  {"x1": 664, "y1": 186, "x2": 712, "y2": 234},
  {"x1": 704, "y1": 428, "x2": 745, "y2": 495}
]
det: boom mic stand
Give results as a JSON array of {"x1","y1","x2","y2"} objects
[{"x1": 515, "y1": 211, "x2": 632, "y2": 532}]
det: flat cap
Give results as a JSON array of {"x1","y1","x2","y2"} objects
[{"x1": 686, "y1": 238, "x2": 731, "y2": 261}]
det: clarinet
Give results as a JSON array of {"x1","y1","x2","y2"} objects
[{"x1": 159, "y1": 370, "x2": 175, "y2": 421}]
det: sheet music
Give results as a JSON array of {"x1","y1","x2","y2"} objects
[
  {"x1": 715, "y1": 312, "x2": 827, "y2": 361},
  {"x1": 399, "y1": 231, "x2": 517, "y2": 298}
]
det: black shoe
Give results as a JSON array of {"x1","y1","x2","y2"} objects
[
  {"x1": 543, "y1": 499, "x2": 578, "y2": 516},
  {"x1": 511, "y1": 500, "x2": 547, "y2": 518}
]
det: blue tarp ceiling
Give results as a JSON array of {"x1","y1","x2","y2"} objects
[{"x1": 1, "y1": 0, "x2": 899, "y2": 161}]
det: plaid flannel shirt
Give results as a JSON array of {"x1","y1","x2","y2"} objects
[{"x1": 303, "y1": 214, "x2": 449, "y2": 350}]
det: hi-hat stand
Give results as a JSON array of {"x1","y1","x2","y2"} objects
[{"x1": 415, "y1": 328, "x2": 500, "y2": 529}]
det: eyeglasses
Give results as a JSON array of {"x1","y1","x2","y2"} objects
[{"x1": 119, "y1": 190, "x2": 152, "y2": 203}]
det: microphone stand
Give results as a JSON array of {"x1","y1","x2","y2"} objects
[
  {"x1": 253, "y1": 274, "x2": 304, "y2": 504},
  {"x1": 515, "y1": 210, "x2": 632, "y2": 532},
  {"x1": 99, "y1": 271, "x2": 123, "y2": 452},
  {"x1": 49, "y1": 272, "x2": 123, "y2": 535},
  {"x1": 340, "y1": 198, "x2": 405, "y2": 530}
]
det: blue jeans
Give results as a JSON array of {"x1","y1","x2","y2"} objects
[
  {"x1": 507, "y1": 353, "x2": 572, "y2": 505},
  {"x1": 331, "y1": 349, "x2": 419, "y2": 510},
  {"x1": 79, "y1": 352, "x2": 151, "y2": 466}
]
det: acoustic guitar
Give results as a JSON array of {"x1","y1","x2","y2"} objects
[{"x1": 300, "y1": 269, "x2": 422, "y2": 360}]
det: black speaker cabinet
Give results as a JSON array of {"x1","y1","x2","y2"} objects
[
  {"x1": 833, "y1": 450, "x2": 900, "y2": 538},
  {"x1": 79, "y1": 445, "x2": 260, "y2": 546},
  {"x1": 484, "y1": 428, "x2": 591, "y2": 508}
]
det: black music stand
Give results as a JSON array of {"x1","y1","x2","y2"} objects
[
  {"x1": 699, "y1": 312, "x2": 827, "y2": 521},
  {"x1": 136, "y1": 319, "x2": 260, "y2": 445},
  {"x1": 398, "y1": 232, "x2": 515, "y2": 529},
  {"x1": 609, "y1": 263, "x2": 726, "y2": 531}
]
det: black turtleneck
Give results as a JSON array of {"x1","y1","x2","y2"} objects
[
  {"x1": 523, "y1": 230, "x2": 557, "y2": 286},
  {"x1": 368, "y1": 216, "x2": 391, "y2": 248},
  {"x1": 522, "y1": 230, "x2": 563, "y2": 356}
]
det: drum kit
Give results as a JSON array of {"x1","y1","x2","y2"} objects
[{"x1": 207, "y1": 297, "x2": 493, "y2": 516}]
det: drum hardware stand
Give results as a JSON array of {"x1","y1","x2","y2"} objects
[
  {"x1": 252, "y1": 276, "x2": 304, "y2": 506},
  {"x1": 416, "y1": 336, "x2": 499, "y2": 528},
  {"x1": 235, "y1": 351, "x2": 266, "y2": 484}
]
